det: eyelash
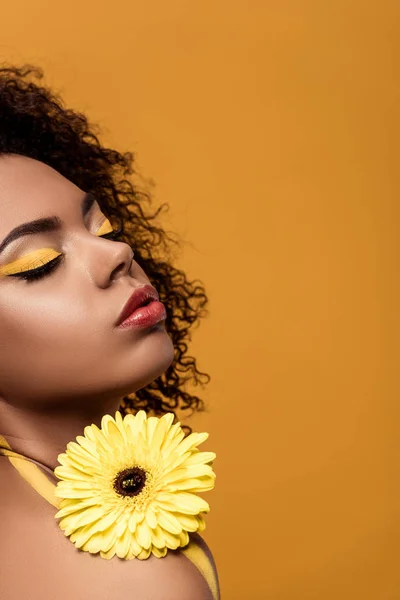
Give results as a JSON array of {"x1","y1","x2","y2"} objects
[{"x1": 10, "y1": 227, "x2": 123, "y2": 283}]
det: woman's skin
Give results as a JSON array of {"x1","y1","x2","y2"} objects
[
  {"x1": 0, "y1": 154, "x2": 215, "y2": 599},
  {"x1": 0, "y1": 153, "x2": 175, "y2": 475}
]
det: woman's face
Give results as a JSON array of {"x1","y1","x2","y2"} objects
[{"x1": 0, "y1": 155, "x2": 174, "y2": 409}]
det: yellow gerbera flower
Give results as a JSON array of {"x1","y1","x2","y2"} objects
[{"x1": 53, "y1": 410, "x2": 216, "y2": 560}]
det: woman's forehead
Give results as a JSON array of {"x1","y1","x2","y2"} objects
[{"x1": 0, "y1": 154, "x2": 82, "y2": 231}]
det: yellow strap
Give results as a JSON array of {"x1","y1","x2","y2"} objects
[
  {"x1": 0, "y1": 434, "x2": 11, "y2": 449},
  {"x1": 7, "y1": 455, "x2": 61, "y2": 508},
  {"x1": 0, "y1": 438, "x2": 219, "y2": 599},
  {"x1": 180, "y1": 541, "x2": 219, "y2": 600},
  {"x1": 0, "y1": 436, "x2": 61, "y2": 508}
]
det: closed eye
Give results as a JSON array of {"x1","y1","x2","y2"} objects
[
  {"x1": 7, "y1": 253, "x2": 65, "y2": 282},
  {"x1": 0, "y1": 218, "x2": 124, "y2": 283}
]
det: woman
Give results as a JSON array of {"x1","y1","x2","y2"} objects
[{"x1": 0, "y1": 65, "x2": 219, "y2": 599}]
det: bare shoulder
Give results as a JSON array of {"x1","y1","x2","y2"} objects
[
  {"x1": 115, "y1": 534, "x2": 218, "y2": 600},
  {"x1": 0, "y1": 458, "x2": 218, "y2": 599}
]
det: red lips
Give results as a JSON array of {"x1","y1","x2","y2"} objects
[{"x1": 115, "y1": 284, "x2": 160, "y2": 326}]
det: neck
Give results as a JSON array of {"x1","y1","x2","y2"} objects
[{"x1": 0, "y1": 395, "x2": 125, "y2": 473}]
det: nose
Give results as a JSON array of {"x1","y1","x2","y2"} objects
[
  {"x1": 81, "y1": 236, "x2": 134, "y2": 287},
  {"x1": 107, "y1": 242, "x2": 135, "y2": 284}
]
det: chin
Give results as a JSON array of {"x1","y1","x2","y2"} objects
[
  {"x1": 118, "y1": 326, "x2": 175, "y2": 393},
  {"x1": 141, "y1": 334, "x2": 175, "y2": 386}
]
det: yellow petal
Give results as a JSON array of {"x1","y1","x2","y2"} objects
[
  {"x1": 172, "y1": 432, "x2": 209, "y2": 458},
  {"x1": 152, "y1": 546, "x2": 168, "y2": 558},
  {"x1": 164, "y1": 476, "x2": 215, "y2": 493},
  {"x1": 163, "y1": 464, "x2": 213, "y2": 485},
  {"x1": 137, "y1": 547, "x2": 152, "y2": 560},
  {"x1": 122, "y1": 413, "x2": 135, "y2": 432},
  {"x1": 93, "y1": 509, "x2": 121, "y2": 533},
  {"x1": 160, "y1": 426, "x2": 185, "y2": 457},
  {"x1": 130, "y1": 431, "x2": 150, "y2": 465},
  {"x1": 149, "y1": 415, "x2": 172, "y2": 452},
  {"x1": 68, "y1": 506, "x2": 102, "y2": 529},
  {"x1": 54, "y1": 487, "x2": 96, "y2": 499},
  {"x1": 100, "y1": 546, "x2": 116, "y2": 559},
  {"x1": 150, "y1": 525, "x2": 166, "y2": 549},
  {"x1": 157, "y1": 492, "x2": 210, "y2": 514},
  {"x1": 164, "y1": 475, "x2": 215, "y2": 493},
  {"x1": 83, "y1": 424, "x2": 99, "y2": 444},
  {"x1": 172, "y1": 513, "x2": 198, "y2": 532},
  {"x1": 145, "y1": 507, "x2": 157, "y2": 529},
  {"x1": 115, "y1": 411, "x2": 129, "y2": 443},
  {"x1": 129, "y1": 534, "x2": 143, "y2": 557},
  {"x1": 114, "y1": 410, "x2": 124, "y2": 425},
  {"x1": 160, "y1": 412, "x2": 175, "y2": 430},
  {"x1": 90, "y1": 429, "x2": 114, "y2": 454},
  {"x1": 178, "y1": 530, "x2": 190, "y2": 547},
  {"x1": 57, "y1": 479, "x2": 96, "y2": 491},
  {"x1": 75, "y1": 435, "x2": 99, "y2": 459},
  {"x1": 69, "y1": 524, "x2": 96, "y2": 548},
  {"x1": 135, "y1": 520, "x2": 152, "y2": 549},
  {"x1": 145, "y1": 416, "x2": 159, "y2": 445},
  {"x1": 160, "y1": 422, "x2": 183, "y2": 443},
  {"x1": 57, "y1": 448, "x2": 99, "y2": 470},
  {"x1": 115, "y1": 527, "x2": 131, "y2": 559},
  {"x1": 157, "y1": 508, "x2": 183, "y2": 535},
  {"x1": 59, "y1": 512, "x2": 84, "y2": 532},
  {"x1": 54, "y1": 496, "x2": 100, "y2": 519},
  {"x1": 128, "y1": 511, "x2": 140, "y2": 533},
  {"x1": 127, "y1": 410, "x2": 147, "y2": 438},
  {"x1": 161, "y1": 529, "x2": 181, "y2": 550},
  {"x1": 59, "y1": 453, "x2": 100, "y2": 474},
  {"x1": 81, "y1": 533, "x2": 103, "y2": 554},
  {"x1": 103, "y1": 417, "x2": 124, "y2": 447},
  {"x1": 161, "y1": 451, "x2": 191, "y2": 474},
  {"x1": 182, "y1": 451, "x2": 216, "y2": 466},
  {"x1": 100, "y1": 413, "x2": 116, "y2": 432},
  {"x1": 196, "y1": 515, "x2": 206, "y2": 532},
  {"x1": 83, "y1": 515, "x2": 115, "y2": 540},
  {"x1": 63, "y1": 524, "x2": 77, "y2": 537},
  {"x1": 53, "y1": 465, "x2": 97, "y2": 481},
  {"x1": 175, "y1": 478, "x2": 216, "y2": 493},
  {"x1": 97, "y1": 525, "x2": 118, "y2": 552},
  {"x1": 65, "y1": 441, "x2": 86, "y2": 455},
  {"x1": 116, "y1": 515, "x2": 129, "y2": 537}
]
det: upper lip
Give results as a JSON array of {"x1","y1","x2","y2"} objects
[{"x1": 115, "y1": 284, "x2": 159, "y2": 326}]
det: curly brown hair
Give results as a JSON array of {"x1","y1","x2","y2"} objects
[{"x1": 0, "y1": 63, "x2": 210, "y2": 422}]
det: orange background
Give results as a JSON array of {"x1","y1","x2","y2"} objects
[{"x1": 1, "y1": 2, "x2": 399, "y2": 598}]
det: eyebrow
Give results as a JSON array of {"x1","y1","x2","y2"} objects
[{"x1": 0, "y1": 192, "x2": 97, "y2": 257}]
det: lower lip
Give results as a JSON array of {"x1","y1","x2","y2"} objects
[{"x1": 117, "y1": 301, "x2": 167, "y2": 329}]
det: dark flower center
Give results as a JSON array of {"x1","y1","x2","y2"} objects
[{"x1": 113, "y1": 467, "x2": 147, "y2": 497}]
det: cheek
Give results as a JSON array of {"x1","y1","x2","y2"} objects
[
  {"x1": 0, "y1": 292, "x2": 99, "y2": 369},
  {"x1": 0, "y1": 291, "x2": 113, "y2": 400},
  {"x1": 2, "y1": 292, "x2": 84, "y2": 336}
]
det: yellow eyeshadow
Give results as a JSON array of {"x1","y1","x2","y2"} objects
[
  {"x1": 95, "y1": 218, "x2": 114, "y2": 237},
  {"x1": 0, "y1": 248, "x2": 62, "y2": 277},
  {"x1": 0, "y1": 218, "x2": 115, "y2": 278}
]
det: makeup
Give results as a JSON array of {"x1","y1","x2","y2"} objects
[
  {"x1": 116, "y1": 284, "x2": 167, "y2": 330},
  {"x1": 117, "y1": 301, "x2": 167, "y2": 329},
  {"x1": 0, "y1": 217, "x2": 115, "y2": 278},
  {"x1": 0, "y1": 248, "x2": 62, "y2": 277},
  {"x1": 95, "y1": 217, "x2": 114, "y2": 237}
]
